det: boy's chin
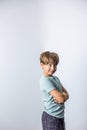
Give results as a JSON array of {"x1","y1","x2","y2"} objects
[{"x1": 49, "y1": 72, "x2": 54, "y2": 76}]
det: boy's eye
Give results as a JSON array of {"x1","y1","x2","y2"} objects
[
  {"x1": 48, "y1": 64, "x2": 51, "y2": 66},
  {"x1": 48, "y1": 63, "x2": 56, "y2": 67},
  {"x1": 47, "y1": 63, "x2": 52, "y2": 67}
]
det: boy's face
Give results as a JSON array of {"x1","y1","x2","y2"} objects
[{"x1": 40, "y1": 62, "x2": 57, "y2": 76}]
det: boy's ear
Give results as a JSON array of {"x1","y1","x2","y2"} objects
[
  {"x1": 40, "y1": 62, "x2": 43, "y2": 67},
  {"x1": 40, "y1": 63, "x2": 44, "y2": 69}
]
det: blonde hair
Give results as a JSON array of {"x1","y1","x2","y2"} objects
[{"x1": 40, "y1": 51, "x2": 59, "y2": 65}]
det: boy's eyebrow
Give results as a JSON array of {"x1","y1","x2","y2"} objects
[{"x1": 48, "y1": 63, "x2": 57, "y2": 66}]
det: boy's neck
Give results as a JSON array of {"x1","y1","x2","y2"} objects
[{"x1": 43, "y1": 73, "x2": 53, "y2": 77}]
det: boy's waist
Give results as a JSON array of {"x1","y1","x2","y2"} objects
[
  {"x1": 42, "y1": 111, "x2": 64, "y2": 120},
  {"x1": 44, "y1": 104, "x2": 65, "y2": 118}
]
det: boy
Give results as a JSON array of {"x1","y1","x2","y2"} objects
[{"x1": 40, "y1": 51, "x2": 69, "y2": 130}]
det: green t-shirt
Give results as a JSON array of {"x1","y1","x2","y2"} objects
[{"x1": 40, "y1": 75, "x2": 65, "y2": 118}]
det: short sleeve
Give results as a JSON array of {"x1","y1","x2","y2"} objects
[
  {"x1": 55, "y1": 76, "x2": 63, "y2": 86},
  {"x1": 40, "y1": 78, "x2": 56, "y2": 93}
]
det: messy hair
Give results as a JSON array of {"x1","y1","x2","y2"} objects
[{"x1": 40, "y1": 51, "x2": 59, "y2": 65}]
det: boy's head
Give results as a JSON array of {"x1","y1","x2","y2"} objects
[
  {"x1": 40, "y1": 51, "x2": 59, "y2": 76},
  {"x1": 40, "y1": 51, "x2": 59, "y2": 65}
]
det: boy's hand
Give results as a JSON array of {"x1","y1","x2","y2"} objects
[
  {"x1": 53, "y1": 97, "x2": 58, "y2": 103},
  {"x1": 62, "y1": 92, "x2": 69, "y2": 102},
  {"x1": 53, "y1": 97, "x2": 62, "y2": 104}
]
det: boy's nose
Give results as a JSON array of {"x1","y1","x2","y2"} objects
[{"x1": 51, "y1": 65, "x2": 55, "y2": 70}]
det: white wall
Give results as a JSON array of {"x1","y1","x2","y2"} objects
[
  {"x1": 0, "y1": 1, "x2": 87, "y2": 130},
  {"x1": 40, "y1": 1, "x2": 87, "y2": 130},
  {"x1": 0, "y1": 1, "x2": 43, "y2": 130}
]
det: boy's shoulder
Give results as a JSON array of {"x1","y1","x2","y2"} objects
[
  {"x1": 40, "y1": 75, "x2": 59, "y2": 84},
  {"x1": 40, "y1": 75, "x2": 57, "y2": 91},
  {"x1": 40, "y1": 75, "x2": 51, "y2": 82}
]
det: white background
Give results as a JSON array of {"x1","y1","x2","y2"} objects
[{"x1": 0, "y1": 0, "x2": 87, "y2": 130}]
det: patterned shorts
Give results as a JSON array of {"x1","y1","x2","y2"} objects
[{"x1": 41, "y1": 111, "x2": 65, "y2": 130}]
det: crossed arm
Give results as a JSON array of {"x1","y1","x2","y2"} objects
[{"x1": 49, "y1": 86, "x2": 69, "y2": 104}]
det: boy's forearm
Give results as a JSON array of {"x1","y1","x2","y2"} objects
[
  {"x1": 50, "y1": 88, "x2": 69, "y2": 104},
  {"x1": 53, "y1": 90, "x2": 69, "y2": 103},
  {"x1": 54, "y1": 92, "x2": 69, "y2": 103},
  {"x1": 50, "y1": 89, "x2": 66, "y2": 103}
]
